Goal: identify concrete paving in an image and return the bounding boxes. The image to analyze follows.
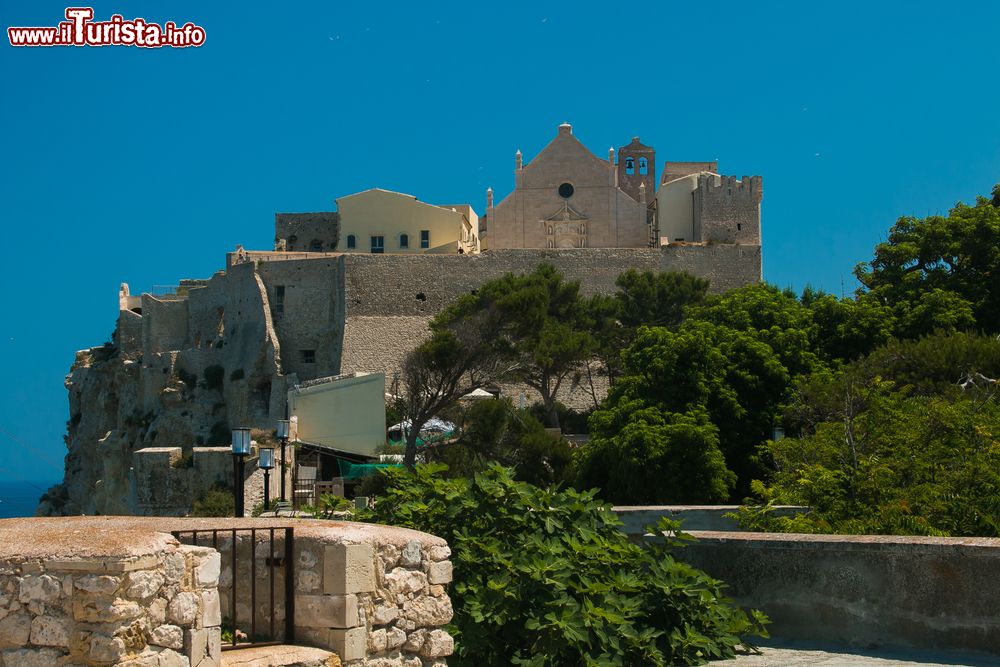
[725,643,996,666]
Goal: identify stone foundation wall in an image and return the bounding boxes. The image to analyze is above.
[0,535,220,666]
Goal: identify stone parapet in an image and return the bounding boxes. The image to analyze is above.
[0,517,453,667]
[669,530,1000,656]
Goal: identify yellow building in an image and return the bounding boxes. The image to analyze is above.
[336,188,479,255]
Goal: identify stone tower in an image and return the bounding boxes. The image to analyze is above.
[617,137,656,202]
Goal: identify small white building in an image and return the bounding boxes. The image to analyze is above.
[287,372,386,458]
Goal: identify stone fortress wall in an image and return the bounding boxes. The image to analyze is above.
[46,122,764,518]
[48,242,761,517]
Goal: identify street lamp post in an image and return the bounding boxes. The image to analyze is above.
[276,419,290,502]
[231,428,251,517]
[259,446,275,513]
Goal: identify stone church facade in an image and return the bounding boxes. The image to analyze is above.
[483,122,762,251]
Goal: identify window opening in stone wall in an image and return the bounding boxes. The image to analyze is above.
[346,234,356,249]
[255,381,271,415]
[625,157,635,174]
[737,223,742,231]
[399,233,409,249]
[309,239,323,252]
[639,157,648,175]
[558,182,574,199]
[416,293,426,301]
[274,285,285,315]
[370,235,384,254]
[420,230,430,248]
[301,349,315,364]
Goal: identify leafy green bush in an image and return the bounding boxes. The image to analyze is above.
[191,485,234,517]
[362,464,767,666]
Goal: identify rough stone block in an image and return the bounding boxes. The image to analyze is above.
[329,626,366,661]
[1,647,67,667]
[206,625,221,663]
[386,626,406,650]
[74,574,121,595]
[29,615,70,648]
[201,589,221,627]
[126,570,165,600]
[428,545,451,562]
[163,553,186,584]
[195,552,221,589]
[90,634,126,662]
[295,594,358,628]
[427,561,452,585]
[399,541,422,568]
[368,627,387,653]
[403,594,453,627]
[185,627,209,663]
[150,624,184,650]
[168,591,199,625]
[372,602,399,625]
[324,544,375,595]
[0,611,31,648]
[385,568,427,599]
[419,629,454,658]
[155,647,188,667]
[19,575,62,604]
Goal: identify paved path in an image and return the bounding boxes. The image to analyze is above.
[725,645,995,666]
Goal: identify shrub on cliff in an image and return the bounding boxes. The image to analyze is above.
[362,464,768,666]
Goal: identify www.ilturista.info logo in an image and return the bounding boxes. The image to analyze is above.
[8,7,206,48]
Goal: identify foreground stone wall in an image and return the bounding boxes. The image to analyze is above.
[0,522,220,666]
[0,518,455,666]
[672,531,1000,655]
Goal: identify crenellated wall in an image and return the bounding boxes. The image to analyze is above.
[693,174,762,244]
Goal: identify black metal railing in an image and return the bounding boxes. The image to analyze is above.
[172,527,295,650]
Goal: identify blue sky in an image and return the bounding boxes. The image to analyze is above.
[1,1,999,490]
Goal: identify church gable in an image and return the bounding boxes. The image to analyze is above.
[521,123,611,188]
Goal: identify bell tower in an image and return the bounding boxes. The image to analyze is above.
[617,137,656,202]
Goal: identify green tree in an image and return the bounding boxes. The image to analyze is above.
[581,321,789,501]
[399,294,518,467]
[803,291,895,362]
[363,464,768,666]
[426,398,575,488]
[615,269,710,329]
[751,371,1000,537]
[854,186,1000,334]
[475,264,597,429]
[578,406,734,503]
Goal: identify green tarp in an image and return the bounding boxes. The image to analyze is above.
[336,459,401,480]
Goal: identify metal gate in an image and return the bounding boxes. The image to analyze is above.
[172,527,295,649]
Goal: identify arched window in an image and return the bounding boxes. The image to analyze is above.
[625,157,635,175]
[399,233,409,249]
[309,239,323,252]
[346,234,356,249]
[639,157,648,175]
